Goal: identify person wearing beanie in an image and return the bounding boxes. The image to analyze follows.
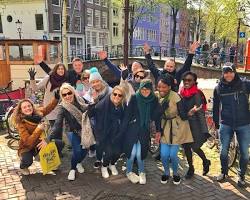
[84,67,113,169]
[118,79,161,185]
[155,74,193,185]
[213,62,250,187]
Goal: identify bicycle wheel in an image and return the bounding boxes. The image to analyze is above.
[6,109,19,140]
[149,133,160,154]
[228,135,238,168]
[205,113,217,149]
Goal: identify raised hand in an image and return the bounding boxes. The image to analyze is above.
[189,41,200,54]
[120,63,127,71]
[98,51,108,60]
[34,54,44,65]
[28,68,36,80]
[143,43,151,54]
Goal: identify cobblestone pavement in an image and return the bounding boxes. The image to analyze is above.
[0,131,249,200]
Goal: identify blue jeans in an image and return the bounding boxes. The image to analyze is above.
[161,143,179,176]
[219,124,250,176]
[126,141,144,174]
[67,132,87,170]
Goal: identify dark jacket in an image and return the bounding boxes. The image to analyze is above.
[182,92,209,149]
[49,101,87,140]
[39,61,82,87]
[119,95,161,160]
[213,76,250,128]
[145,53,194,91]
[88,94,126,148]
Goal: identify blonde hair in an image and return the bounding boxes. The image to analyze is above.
[81,70,90,80]
[111,85,126,106]
[12,99,42,125]
[59,83,77,102]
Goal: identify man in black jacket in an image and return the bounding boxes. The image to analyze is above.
[143,41,199,91]
[213,62,250,187]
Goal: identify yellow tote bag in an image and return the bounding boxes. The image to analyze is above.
[39,141,61,175]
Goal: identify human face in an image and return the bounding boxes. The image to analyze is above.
[56,65,65,76]
[73,61,83,74]
[183,74,196,89]
[111,89,123,106]
[134,72,145,83]
[82,75,90,85]
[157,81,171,97]
[164,60,175,72]
[223,71,235,83]
[131,62,142,74]
[90,80,103,92]
[61,89,74,103]
[21,101,33,116]
[140,87,151,97]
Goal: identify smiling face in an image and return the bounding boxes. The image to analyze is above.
[134,71,145,83]
[157,80,171,97]
[56,65,65,76]
[140,87,151,97]
[90,79,104,92]
[61,88,74,103]
[111,89,123,106]
[223,71,235,83]
[164,60,176,72]
[73,60,83,74]
[21,101,34,116]
[183,74,196,89]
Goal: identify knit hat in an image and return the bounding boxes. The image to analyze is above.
[89,67,103,82]
[222,62,236,74]
[139,79,153,91]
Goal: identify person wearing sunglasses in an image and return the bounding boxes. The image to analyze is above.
[213,63,250,187]
[88,86,127,179]
[119,79,161,184]
[47,83,90,181]
[179,71,211,179]
[76,70,91,97]
[143,41,199,91]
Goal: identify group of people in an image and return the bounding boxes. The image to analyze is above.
[11,41,249,187]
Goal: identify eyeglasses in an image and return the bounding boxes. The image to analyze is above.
[135,75,145,79]
[62,91,73,97]
[183,78,193,82]
[113,92,123,98]
[82,76,89,80]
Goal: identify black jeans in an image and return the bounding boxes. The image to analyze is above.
[20,139,64,169]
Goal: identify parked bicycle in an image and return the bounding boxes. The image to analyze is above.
[0,81,20,140]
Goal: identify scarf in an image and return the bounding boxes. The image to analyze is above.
[49,73,67,92]
[24,114,42,124]
[136,90,156,130]
[180,84,207,111]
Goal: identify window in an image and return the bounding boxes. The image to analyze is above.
[0,15,3,33]
[53,13,61,31]
[87,0,93,3]
[86,31,91,44]
[101,0,107,7]
[87,8,93,26]
[74,16,81,32]
[70,37,76,56]
[66,15,71,31]
[101,12,107,29]
[95,0,100,5]
[113,8,118,17]
[113,23,118,37]
[50,44,59,62]
[9,44,33,61]
[35,14,44,30]
[53,37,60,41]
[92,32,97,46]
[75,0,80,10]
[95,10,101,28]
[77,38,83,56]
[99,33,107,46]
[66,0,71,8]
[0,45,6,60]
[52,0,60,6]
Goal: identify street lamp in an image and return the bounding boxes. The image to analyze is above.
[235,7,244,65]
[15,19,22,39]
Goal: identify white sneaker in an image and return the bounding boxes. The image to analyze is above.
[88,150,96,158]
[109,164,118,175]
[20,168,30,175]
[139,172,146,184]
[76,163,85,174]
[101,166,109,178]
[68,170,76,181]
[126,172,139,184]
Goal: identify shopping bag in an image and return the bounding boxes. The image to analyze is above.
[39,141,61,175]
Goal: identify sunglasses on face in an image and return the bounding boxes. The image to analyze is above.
[113,92,123,98]
[62,91,73,97]
[82,76,89,80]
[183,78,193,82]
[135,75,145,79]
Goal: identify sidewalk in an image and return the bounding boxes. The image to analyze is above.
[0,131,249,200]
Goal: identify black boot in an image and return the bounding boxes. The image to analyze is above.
[185,165,194,179]
[203,159,211,176]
